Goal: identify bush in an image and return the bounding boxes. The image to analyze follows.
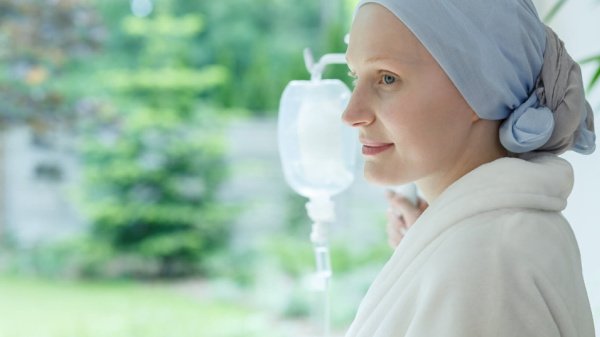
[78,106,234,278]
[70,4,238,279]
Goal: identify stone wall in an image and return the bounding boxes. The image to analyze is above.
[2,125,85,248]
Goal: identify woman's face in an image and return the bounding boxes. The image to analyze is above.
[343,4,478,187]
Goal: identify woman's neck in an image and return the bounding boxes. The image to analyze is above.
[417,120,508,204]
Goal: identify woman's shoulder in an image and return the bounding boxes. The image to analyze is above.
[422,209,581,280]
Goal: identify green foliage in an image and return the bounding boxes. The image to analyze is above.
[74,2,236,278]
[103,66,228,93]
[79,105,232,277]
[544,0,600,95]
[263,234,390,279]
[1,238,114,280]
[581,54,600,91]
[591,66,600,91]
[0,277,287,337]
[544,0,568,22]
[122,14,204,36]
[202,249,259,287]
[0,0,104,123]
[180,0,352,114]
[282,287,312,318]
[263,236,314,278]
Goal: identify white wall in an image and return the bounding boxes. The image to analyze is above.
[534,0,600,331]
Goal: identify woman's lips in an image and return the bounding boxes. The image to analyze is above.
[362,143,394,155]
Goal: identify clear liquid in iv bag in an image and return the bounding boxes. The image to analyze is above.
[278,79,358,199]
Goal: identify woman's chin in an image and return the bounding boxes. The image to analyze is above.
[364,167,406,186]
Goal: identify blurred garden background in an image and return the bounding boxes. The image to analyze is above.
[0,0,599,336]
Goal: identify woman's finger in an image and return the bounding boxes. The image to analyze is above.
[417,197,429,212]
[387,191,417,212]
[387,208,407,234]
[386,207,408,249]
[385,190,428,249]
[388,194,422,225]
[386,221,404,248]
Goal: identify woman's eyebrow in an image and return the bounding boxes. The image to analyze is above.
[365,54,421,65]
[346,54,421,67]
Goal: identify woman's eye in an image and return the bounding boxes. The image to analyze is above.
[382,74,396,85]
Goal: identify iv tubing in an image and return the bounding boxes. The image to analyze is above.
[306,196,335,337]
[303,48,347,81]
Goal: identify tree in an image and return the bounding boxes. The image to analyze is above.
[77,0,234,277]
[0,0,104,125]
[177,0,342,114]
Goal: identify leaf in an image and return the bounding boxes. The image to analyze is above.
[587,65,600,92]
[579,54,600,65]
[544,0,567,23]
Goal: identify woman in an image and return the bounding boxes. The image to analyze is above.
[342,0,596,336]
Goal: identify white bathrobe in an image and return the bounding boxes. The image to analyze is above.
[346,153,595,337]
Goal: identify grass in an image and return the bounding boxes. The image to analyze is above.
[0,276,284,337]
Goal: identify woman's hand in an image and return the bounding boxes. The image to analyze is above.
[385,190,429,248]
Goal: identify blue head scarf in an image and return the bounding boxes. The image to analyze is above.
[354,0,596,155]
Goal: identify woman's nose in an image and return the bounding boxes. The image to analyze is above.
[342,88,374,127]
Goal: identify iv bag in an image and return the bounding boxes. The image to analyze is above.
[278,79,358,199]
